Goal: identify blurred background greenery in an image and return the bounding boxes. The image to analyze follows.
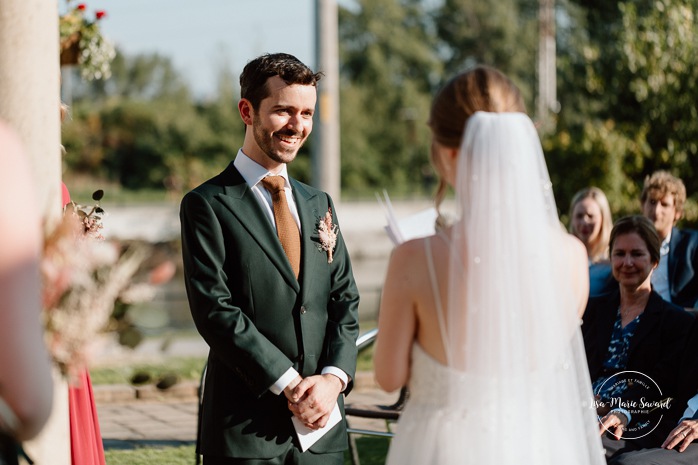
[62,0,698,228]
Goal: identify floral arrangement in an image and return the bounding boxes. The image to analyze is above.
[59,0,116,80]
[42,190,162,378]
[317,208,338,264]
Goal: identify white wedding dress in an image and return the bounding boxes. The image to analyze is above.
[384,112,606,465]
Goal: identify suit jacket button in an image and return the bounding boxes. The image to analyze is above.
[300,306,307,314]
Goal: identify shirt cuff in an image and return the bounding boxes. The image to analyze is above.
[321,366,349,392]
[681,392,698,421]
[269,367,299,396]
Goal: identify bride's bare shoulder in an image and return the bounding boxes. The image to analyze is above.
[391,234,434,260]
[551,229,587,265]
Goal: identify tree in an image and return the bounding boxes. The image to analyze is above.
[433,0,539,106]
[62,52,244,192]
[338,0,442,196]
[547,0,698,225]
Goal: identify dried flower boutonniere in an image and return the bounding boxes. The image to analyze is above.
[317,207,338,263]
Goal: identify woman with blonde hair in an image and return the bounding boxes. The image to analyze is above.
[569,187,616,296]
[374,66,605,464]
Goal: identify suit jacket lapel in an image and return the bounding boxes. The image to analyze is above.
[668,227,681,291]
[291,179,320,297]
[216,164,300,291]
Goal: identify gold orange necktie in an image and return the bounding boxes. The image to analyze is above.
[261,176,301,278]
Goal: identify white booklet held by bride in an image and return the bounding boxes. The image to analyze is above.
[291,402,342,452]
[377,190,437,245]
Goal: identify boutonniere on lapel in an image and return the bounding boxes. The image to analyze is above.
[316,207,338,263]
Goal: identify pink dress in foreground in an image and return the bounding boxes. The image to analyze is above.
[69,370,106,465]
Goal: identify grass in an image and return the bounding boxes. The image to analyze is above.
[90,356,207,385]
[104,437,390,465]
[357,342,375,372]
[105,445,194,465]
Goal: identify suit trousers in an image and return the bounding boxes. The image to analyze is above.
[202,445,343,465]
[609,444,698,465]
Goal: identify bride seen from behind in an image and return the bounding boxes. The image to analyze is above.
[374,66,606,464]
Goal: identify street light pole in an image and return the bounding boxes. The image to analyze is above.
[537,0,557,132]
[313,0,341,201]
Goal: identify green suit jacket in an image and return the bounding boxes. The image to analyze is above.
[180,162,360,459]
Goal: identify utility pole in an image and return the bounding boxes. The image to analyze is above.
[537,0,557,132]
[313,0,341,201]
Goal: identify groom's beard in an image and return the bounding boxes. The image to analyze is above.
[253,119,306,166]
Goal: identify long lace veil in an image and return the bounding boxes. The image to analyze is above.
[441,112,605,464]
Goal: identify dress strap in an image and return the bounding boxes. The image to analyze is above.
[424,234,451,365]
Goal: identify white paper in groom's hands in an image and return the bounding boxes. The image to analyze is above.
[377,190,437,245]
[291,402,342,452]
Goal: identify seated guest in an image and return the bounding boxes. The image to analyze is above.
[641,171,698,311]
[569,187,616,296]
[582,215,694,450]
[609,319,698,464]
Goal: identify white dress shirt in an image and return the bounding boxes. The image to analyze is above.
[233,150,348,394]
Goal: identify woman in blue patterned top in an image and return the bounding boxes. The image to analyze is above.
[582,216,693,449]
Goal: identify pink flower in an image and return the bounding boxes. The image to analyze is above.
[317,208,338,264]
[95,10,106,19]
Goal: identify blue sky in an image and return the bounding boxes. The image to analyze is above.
[78,0,353,98]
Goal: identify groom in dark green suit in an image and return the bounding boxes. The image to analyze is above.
[180,53,360,464]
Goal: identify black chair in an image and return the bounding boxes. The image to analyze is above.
[344,328,407,465]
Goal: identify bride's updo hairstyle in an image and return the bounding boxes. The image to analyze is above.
[428,66,526,226]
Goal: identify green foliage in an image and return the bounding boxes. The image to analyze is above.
[63,52,245,192]
[549,0,698,227]
[339,0,441,195]
[90,356,206,385]
[433,0,539,106]
[61,1,698,222]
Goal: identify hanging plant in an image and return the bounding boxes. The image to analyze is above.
[59,1,116,80]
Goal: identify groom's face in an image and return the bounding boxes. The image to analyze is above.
[250,75,316,167]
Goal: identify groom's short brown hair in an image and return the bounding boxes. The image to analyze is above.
[240,53,322,110]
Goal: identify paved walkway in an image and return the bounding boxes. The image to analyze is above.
[97,379,397,450]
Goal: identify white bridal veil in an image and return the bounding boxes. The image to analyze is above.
[441,112,605,464]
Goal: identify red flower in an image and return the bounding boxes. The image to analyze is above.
[95,10,106,19]
[77,3,86,10]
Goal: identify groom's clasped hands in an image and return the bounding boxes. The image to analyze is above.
[284,374,344,430]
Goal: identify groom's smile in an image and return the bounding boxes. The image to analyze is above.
[243,75,317,170]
